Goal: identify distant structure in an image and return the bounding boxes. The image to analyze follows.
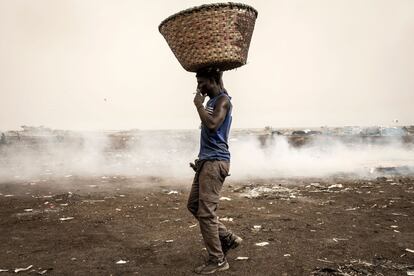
[0,133,6,145]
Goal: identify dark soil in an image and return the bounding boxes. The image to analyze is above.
[0,176,413,275]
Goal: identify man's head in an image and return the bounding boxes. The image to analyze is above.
[196,67,223,97]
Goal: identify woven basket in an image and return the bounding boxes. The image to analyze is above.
[159,3,258,72]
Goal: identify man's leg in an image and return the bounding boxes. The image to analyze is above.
[187,172,200,218]
[197,199,224,262]
[193,161,232,274]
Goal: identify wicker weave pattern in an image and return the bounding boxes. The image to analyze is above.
[159,3,258,72]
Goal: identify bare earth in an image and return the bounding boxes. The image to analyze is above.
[0,176,413,275]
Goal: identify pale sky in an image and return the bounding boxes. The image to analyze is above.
[0,0,413,131]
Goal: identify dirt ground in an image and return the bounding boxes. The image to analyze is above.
[0,175,413,275]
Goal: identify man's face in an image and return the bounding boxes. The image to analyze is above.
[196,76,213,96]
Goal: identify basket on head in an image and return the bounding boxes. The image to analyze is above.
[159,3,258,72]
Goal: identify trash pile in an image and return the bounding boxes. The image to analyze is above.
[311,254,414,276]
[232,182,301,200]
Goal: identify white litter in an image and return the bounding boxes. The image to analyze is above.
[391,213,408,217]
[0,269,8,272]
[407,271,414,276]
[59,217,74,221]
[24,209,33,212]
[390,225,399,228]
[165,240,174,243]
[406,248,414,254]
[167,191,178,195]
[310,182,321,187]
[116,260,128,264]
[14,265,33,273]
[189,224,198,228]
[317,259,334,264]
[119,195,125,197]
[284,254,291,257]
[235,257,249,261]
[255,242,269,247]
[253,225,262,230]
[333,238,348,242]
[219,217,233,222]
[328,184,343,189]
[4,195,14,197]
[219,197,232,201]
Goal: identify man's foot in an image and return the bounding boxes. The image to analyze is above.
[194,259,229,274]
[221,233,243,256]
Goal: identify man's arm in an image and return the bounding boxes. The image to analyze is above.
[194,94,230,132]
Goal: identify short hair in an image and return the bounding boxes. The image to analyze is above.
[196,67,222,84]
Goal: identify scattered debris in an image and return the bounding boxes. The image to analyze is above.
[350,259,374,267]
[407,270,414,276]
[235,257,249,261]
[0,269,8,272]
[391,212,408,217]
[4,195,14,197]
[219,197,232,201]
[317,258,334,264]
[255,242,269,247]
[37,269,49,275]
[328,184,343,189]
[167,191,178,195]
[24,209,33,212]
[253,225,262,231]
[284,254,291,257]
[82,199,105,204]
[345,207,359,211]
[239,185,300,200]
[219,217,233,222]
[165,240,174,243]
[59,217,74,221]
[14,265,33,273]
[406,248,414,254]
[116,260,128,264]
[332,238,348,242]
[189,224,198,228]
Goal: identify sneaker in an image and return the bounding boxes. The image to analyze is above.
[194,259,229,274]
[221,233,243,256]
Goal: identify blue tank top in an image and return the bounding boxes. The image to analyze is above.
[198,91,232,161]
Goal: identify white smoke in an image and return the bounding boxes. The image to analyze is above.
[230,135,414,179]
[0,130,413,183]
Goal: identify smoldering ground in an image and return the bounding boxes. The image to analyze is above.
[0,129,413,184]
[0,130,413,275]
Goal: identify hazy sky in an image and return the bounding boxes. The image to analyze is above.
[0,0,413,131]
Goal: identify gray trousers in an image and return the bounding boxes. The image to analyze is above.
[187,160,231,262]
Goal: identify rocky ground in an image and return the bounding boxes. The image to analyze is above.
[0,175,413,275]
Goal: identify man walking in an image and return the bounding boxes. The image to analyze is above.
[187,67,242,274]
